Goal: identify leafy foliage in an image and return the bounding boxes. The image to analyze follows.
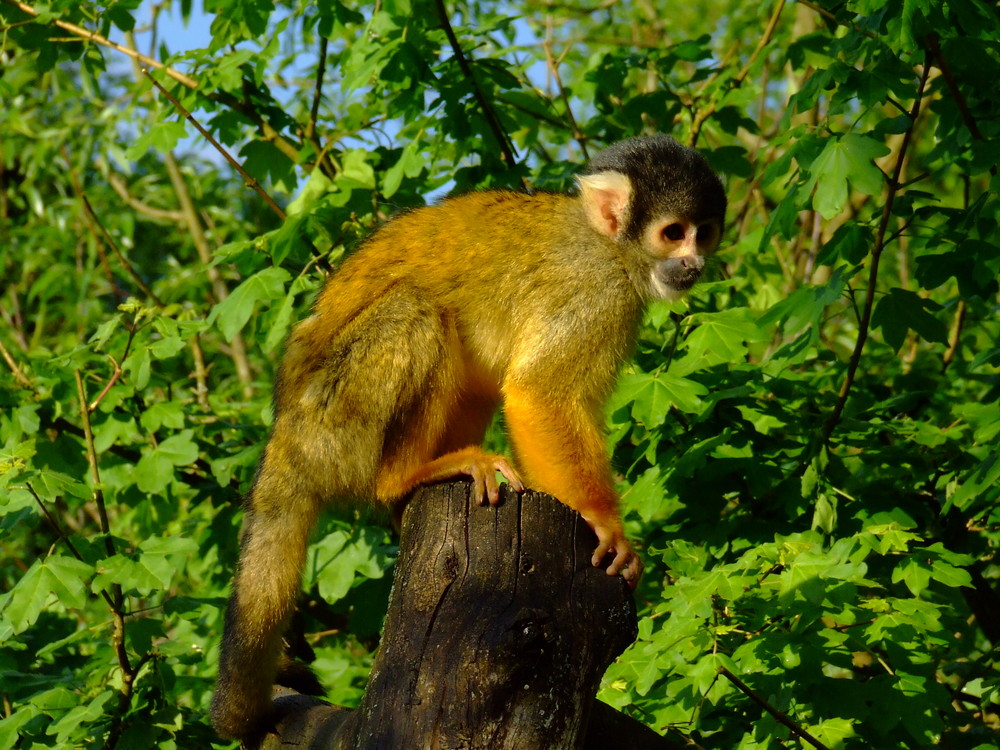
[1,0,998,748]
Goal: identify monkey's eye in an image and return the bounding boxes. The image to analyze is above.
[662,223,685,242]
[696,224,718,245]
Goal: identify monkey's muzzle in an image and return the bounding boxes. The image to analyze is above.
[655,255,704,292]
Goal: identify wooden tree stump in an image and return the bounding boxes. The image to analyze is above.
[260,481,679,749]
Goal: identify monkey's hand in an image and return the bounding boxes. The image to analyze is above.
[588,519,643,588]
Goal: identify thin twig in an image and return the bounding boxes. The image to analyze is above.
[941,300,966,372]
[1,0,197,88]
[163,154,255,398]
[88,356,123,412]
[307,36,328,143]
[106,173,185,223]
[80,192,168,307]
[797,0,878,40]
[7,0,304,166]
[143,69,286,220]
[190,334,211,410]
[74,370,117,559]
[689,0,785,147]
[75,370,140,750]
[820,51,933,444]
[718,667,831,750]
[433,0,521,176]
[0,337,33,389]
[63,151,168,307]
[541,25,586,156]
[925,33,994,176]
[25,483,88,565]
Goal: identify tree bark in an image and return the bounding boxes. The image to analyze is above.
[260,481,679,749]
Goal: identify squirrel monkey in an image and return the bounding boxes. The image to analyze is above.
[211,134,727,741]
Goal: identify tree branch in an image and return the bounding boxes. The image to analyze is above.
[106,173,185,223]
[162,154,256,399]
[1,0,197,88]
[144,70,287,221]
[718,667,831,750]
[433,0,520,172]
[0,336,33,389]
[4,0,305,169]
[66,159,168,308]
[689,0,785,147]
[820,52,932,444]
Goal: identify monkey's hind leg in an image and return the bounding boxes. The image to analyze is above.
[210,464,320,742]
[212,284,459,741]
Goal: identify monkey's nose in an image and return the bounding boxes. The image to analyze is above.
[675,255,704,271]
[657,255,704,290]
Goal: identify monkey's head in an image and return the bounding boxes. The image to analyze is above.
[577,135,727,300]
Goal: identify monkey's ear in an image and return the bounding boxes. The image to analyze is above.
[576,171,632,239]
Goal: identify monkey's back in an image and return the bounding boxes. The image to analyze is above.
[324,192,638,367]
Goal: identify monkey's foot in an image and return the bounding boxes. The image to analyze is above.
[404,447,526,506]
[589,522,643,588]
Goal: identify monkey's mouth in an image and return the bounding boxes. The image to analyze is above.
[653,256,704,291]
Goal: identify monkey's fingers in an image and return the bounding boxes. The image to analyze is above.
[471,457,525,506]
[493,457,526,494]
[590,525,643,588]
[479,462,501,506]
[467,455,516,506]
[611,549,643,589]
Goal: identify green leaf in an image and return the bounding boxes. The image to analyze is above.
[287,171,335,217]
[139,401,185,432]
[309,526,394,603]
[240,140,297,193]
[871,287,949,351]
[337,149,377,191]
[0,706,41,748]
[124,120,187,160]
[1,556,93,636]
[49,691,113,744]
[673,307,764,375]
[135,430,199,493]
[816,222,872,265]
[210,267,292,341]
[948,450,1000,512]
[383,140,426,198]
[809,134,890,219]
[613,371,707,424]
[809,717,856,747]
[93,536,198,596]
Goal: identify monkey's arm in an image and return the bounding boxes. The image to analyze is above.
[502,379,642,584]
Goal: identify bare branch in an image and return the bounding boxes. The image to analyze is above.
[718,667,831,750]
[1,0,197,88]
[143,69,287,221]
[0,337,33,389]
[107,173,185,223]
[5,0,305,168]
[690,0,786,147]
[433,0,523,180]
[821,52,933,444]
